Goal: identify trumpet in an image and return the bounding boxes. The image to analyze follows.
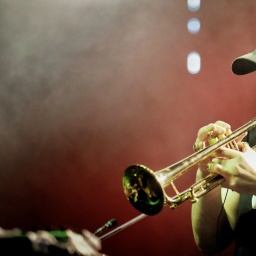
[122,117,256,216]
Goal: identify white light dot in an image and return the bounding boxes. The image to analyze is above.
[187,52,201,74]
[187,18,200,34]
[187,0,201,11]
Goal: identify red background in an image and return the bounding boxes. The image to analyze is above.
[1,1,256,255]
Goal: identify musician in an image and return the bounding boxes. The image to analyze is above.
[0,227,106,255]
[191,50,256,255]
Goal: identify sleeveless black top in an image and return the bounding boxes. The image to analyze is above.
[234,126,256,256]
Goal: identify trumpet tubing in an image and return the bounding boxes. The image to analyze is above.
[122,117,256,216]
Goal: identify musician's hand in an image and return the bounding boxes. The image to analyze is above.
[27,229,107,256]
[208,142,256,194]
[66,229,105,256]
[193,120,247,175]
[193,121,246,151]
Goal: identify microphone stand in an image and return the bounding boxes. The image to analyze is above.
[99,213,147,241]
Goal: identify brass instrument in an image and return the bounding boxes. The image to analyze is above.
[122,117,256,216]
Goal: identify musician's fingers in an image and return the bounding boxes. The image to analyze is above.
[82,229,102,250]
[198,122,228,142]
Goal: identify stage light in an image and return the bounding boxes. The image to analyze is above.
[187,52,201,74]
[187,18,200,34]
[187,0,200,11]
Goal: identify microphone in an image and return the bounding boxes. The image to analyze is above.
[94,219,117,236]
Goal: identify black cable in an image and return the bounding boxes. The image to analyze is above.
[216,188,229,256]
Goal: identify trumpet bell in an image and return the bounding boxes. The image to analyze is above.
[122,164,165,216]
